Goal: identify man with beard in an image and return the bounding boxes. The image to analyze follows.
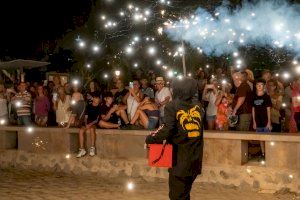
[146,78,204,200]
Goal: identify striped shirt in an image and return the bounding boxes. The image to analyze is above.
[14,91,32,116]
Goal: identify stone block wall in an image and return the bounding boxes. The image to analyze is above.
[0,127,300,193]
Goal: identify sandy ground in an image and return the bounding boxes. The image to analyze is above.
[0,168,298,200]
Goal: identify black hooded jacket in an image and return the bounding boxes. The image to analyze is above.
[146,78,204,177]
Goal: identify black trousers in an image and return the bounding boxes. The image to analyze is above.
[169,171,198,200]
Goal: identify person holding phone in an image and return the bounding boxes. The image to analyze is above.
[125,80,143,121]
[202,78,218,130]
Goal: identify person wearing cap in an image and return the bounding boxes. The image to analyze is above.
[146,77,204,200]
[154,77,172,125]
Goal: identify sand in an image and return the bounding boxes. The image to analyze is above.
[0,168,298,200]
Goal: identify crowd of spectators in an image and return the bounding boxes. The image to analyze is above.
[0,67,299,157]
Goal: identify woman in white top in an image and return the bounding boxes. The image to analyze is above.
[53,86,71,127]
[202,79,218,130]
[125,80,143,121]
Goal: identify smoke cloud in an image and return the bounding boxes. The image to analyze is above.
[165,1,300,56]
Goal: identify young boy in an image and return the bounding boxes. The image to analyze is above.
[76,92,101,158]
[98,92,130,129]
[252,78,272,160]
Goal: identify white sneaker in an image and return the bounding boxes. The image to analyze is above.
[89,147,96,157]
[76,148,86,158]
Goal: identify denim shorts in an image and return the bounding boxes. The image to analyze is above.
[206,115,216,121]
[256,127,270,133]
[148,117,158,130]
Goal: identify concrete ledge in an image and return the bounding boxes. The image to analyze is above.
[0,130,17,149]
[0,126,300,169]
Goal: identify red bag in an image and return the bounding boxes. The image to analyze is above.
[148,143,172,168]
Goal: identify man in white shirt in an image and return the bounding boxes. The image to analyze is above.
[155,77,172,124]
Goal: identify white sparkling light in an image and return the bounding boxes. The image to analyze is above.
[233,52,239,57]
[236,59,242,65]
[104,74,108,79]
[72,79,79,86]
[127,182,135,191]
[65,154,71,159]
[282,103,287,107]
[270,142,275,146]
[79,41,85,48]
[115,70,121,76]
[156,60,162,65]
[15,101,22,108]
[0,119,6,125]
[167,70,174,78]
[282,72,290,79]
[148,47,156,55]
[126,46,133,54]
[27,127,33,133]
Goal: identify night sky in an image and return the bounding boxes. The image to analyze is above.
[0,0,93,59]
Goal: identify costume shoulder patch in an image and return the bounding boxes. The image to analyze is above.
[176,105,202,138]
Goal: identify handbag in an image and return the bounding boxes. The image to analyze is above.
[148,142,172,168]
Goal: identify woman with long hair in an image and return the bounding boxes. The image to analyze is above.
[129,97,159,130]
[34,86,50,126]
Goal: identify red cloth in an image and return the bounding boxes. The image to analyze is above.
[148,144,172,168]
[291,90,300,113]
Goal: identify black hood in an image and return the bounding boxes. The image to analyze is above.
[172,78,198,101]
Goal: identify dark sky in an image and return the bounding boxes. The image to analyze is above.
[0,0,93,58]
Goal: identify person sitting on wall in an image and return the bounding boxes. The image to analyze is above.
[98,92,130,129]
[76,92,101,158]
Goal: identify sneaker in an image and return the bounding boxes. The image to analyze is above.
[76,148,86,158]
[89,147,96,157]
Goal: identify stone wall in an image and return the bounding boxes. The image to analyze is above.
[0,127,299,193]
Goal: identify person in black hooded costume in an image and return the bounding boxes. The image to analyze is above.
[146,77,204,200]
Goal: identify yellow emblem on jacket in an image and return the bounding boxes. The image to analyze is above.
[176,105,202,138]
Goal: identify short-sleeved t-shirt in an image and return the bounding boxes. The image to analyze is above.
[253,93,272,127]
[232,81,253,115]
[86,104,101,124]
[99,104,119,124]
[114,89,128,104]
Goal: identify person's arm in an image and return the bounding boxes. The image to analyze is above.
[232,97,245,116]
[130,89,143,103]
[146,103,175,144]
[274,95,282,110]
[122,92,129,105]
[292,96,300,108]
[266,107,272,130]
[215,91,224,106]
[158,96,171,108]
[46,97,51,112]
[252,107,256,130]
[202,87,208,101]
[102,105,117,121]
